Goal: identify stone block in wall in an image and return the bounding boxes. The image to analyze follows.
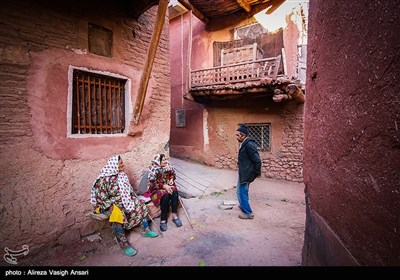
[265,172,274,178]
[80,222,99,237]
[61,216,75,228]
[57,228,81,245]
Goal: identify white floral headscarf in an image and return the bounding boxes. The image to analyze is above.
[90,155,136,211]
[98,155,119,178]
[151,154,163,167]
[148,154,174,181]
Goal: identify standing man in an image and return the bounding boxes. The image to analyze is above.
[235,124,262,219]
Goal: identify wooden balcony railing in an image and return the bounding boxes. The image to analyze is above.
[190,55,281,88]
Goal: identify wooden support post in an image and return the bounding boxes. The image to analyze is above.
[133,0,168,125]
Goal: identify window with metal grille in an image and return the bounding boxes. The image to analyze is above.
[241,123,271,151]
[72,70,126,134]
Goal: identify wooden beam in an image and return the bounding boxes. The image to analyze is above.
[133,0,169,124]
[265,0,285,15]
[236,0,251,12]
[272,84,305,103]
[287,84,305,103]
[178,0,209,24]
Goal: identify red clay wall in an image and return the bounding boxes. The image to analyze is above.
[303,0,400,265]
[0,0,171,260]
[169,12,205,161]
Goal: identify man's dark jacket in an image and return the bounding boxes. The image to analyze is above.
[238,137,262,184]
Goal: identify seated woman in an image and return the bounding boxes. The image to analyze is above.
[144,154,182,232]
[91,155,158,257]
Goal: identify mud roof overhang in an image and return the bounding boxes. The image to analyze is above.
[185,76,301,103]
[177,0,285,29]
[141,0,284,19]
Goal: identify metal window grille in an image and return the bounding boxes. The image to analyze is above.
[72,70,126,134]
[242,123,271,151]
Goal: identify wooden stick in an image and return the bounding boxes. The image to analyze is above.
[179,196,194,230]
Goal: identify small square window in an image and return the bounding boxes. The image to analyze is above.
[88,23,113,57]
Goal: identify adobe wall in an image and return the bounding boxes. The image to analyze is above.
[0,0,171,259]
[303,0,400,265]
[205,98,304,182]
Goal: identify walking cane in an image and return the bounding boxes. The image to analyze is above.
[179,196,194,230]
[132,191,163,238]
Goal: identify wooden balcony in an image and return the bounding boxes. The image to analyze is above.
[190,56,280,88]
[185,54,298,103]
[185,43,304,103]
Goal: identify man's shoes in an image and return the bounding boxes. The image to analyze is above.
[142,230,158,238]
[238,213,254,219]
[172,218,182,227]
[160,222,168,231]
[123,247,138,256]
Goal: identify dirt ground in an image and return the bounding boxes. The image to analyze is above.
[17,177,306,267]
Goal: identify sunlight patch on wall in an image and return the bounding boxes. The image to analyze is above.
[254,0,308,37]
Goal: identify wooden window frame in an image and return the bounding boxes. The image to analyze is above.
[67,67,131,136]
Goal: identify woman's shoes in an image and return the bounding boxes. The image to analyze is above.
[159,219,182,231]
[123,247,138,256]
[142,230,159,238]
[172,218,182,227]
[160,222,168,232]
